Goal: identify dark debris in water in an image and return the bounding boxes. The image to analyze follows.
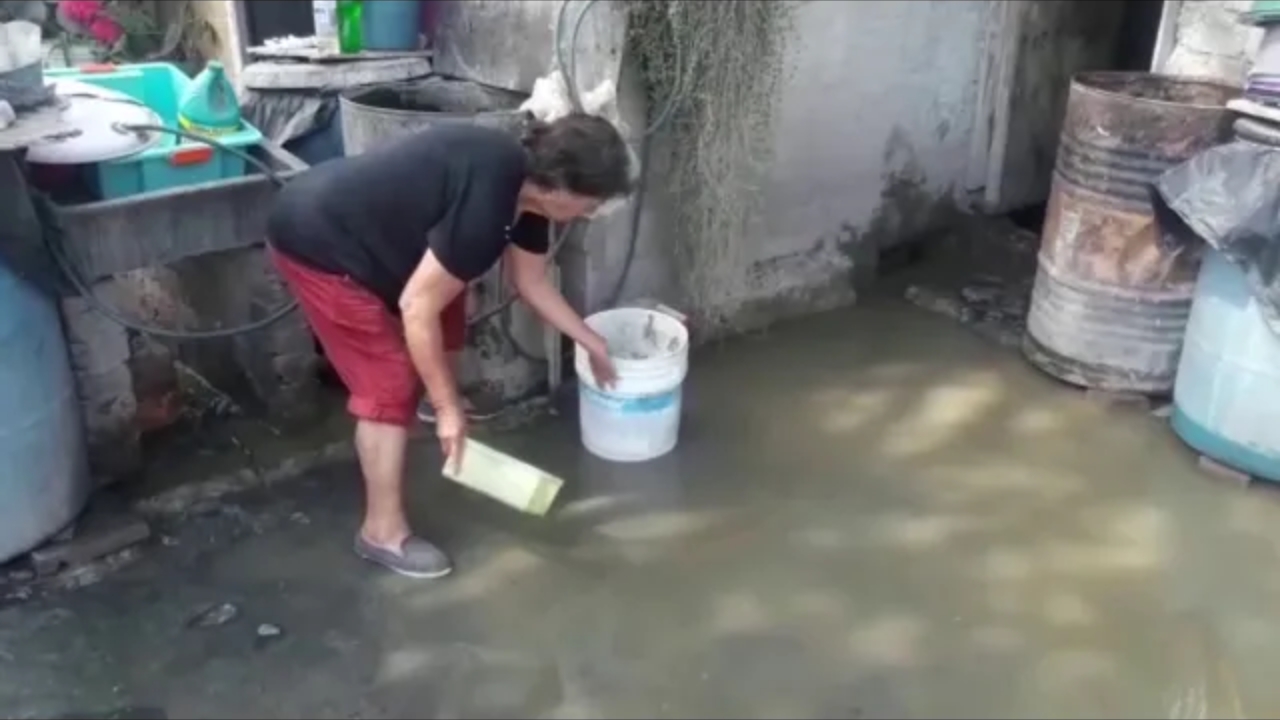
[904,274,1031,350]
[899,218,1038,351]
[187,601,239,628]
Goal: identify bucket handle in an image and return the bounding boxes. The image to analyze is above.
[633,298,688,327]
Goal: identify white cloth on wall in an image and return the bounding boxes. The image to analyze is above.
[520,68,639,219]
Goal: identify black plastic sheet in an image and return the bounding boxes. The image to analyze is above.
[240,89,337,147]
[1153,140,1280,334]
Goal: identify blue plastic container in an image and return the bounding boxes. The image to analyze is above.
[363,0,422,51]
[45,63,264,200]
[0,259,91,563]
[1172,249,1280,481]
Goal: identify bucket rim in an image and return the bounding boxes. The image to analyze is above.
[338,77,531,112]
[583,307,690,366]
[1071,71,1238,110]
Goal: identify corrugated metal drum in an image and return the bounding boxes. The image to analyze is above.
[1023,72,1235,394]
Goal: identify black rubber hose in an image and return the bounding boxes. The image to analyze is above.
[42,122,301,340]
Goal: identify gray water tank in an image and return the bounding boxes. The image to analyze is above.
[0,156,91,563]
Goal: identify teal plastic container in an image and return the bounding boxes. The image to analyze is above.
[45,63,264,200]
[1243,0,1280,25]
[1172,249,1280,482]
[178,61,242,136]
[363,0,421,51]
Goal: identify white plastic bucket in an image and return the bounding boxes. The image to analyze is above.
[575,307,690,462]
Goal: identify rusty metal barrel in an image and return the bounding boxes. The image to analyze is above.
[340,76,529,156]
[1023,72,1236,394]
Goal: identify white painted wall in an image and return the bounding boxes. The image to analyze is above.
[189,0,246,81]
[764,1,986,252]
[435,0,1108,334]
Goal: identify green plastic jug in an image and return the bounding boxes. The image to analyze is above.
[178,61,241,137]
[1244,0,1280,26]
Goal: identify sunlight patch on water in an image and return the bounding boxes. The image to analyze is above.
[709,590,772,635]
[881,371,1006,459]
[1007,404,1068,436]
[810,386,897,436]
[866,511,982,552]
[596,509,725,543]
[847,613,926,668]
[393,546,546,612]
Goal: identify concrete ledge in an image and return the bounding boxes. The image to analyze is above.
[135,438,357,517]
[130,393,560,518]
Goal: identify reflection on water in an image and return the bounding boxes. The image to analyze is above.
[1164,611,1245,720]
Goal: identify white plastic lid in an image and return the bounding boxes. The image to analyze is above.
[24,79,163,165]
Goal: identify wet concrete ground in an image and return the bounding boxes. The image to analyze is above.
[4,298,1280,719]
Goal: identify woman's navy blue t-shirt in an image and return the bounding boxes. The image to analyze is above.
[267,123,550,311]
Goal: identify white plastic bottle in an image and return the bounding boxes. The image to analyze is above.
[312,0,339,55]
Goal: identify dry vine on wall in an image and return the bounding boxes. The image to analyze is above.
[625,0,797,331]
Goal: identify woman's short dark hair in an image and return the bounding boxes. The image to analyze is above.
[522,113,633,199]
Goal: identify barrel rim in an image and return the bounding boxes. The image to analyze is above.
[1070,71,1238,111]
[338,93,529,121]
[338,77,530,118]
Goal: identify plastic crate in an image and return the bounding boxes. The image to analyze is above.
[45,63,263,200]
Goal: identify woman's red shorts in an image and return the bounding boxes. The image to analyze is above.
[268,246,465,427]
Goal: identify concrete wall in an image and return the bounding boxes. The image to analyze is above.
[736,0,987,323]
[1159,0,1261,83]
[188,0,245,81]
[436,0,992,333]
[61,249,321,483]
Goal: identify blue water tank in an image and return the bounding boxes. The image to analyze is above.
[1172,249,1280,481]
[363,0,422,51]
[0,258,91,563]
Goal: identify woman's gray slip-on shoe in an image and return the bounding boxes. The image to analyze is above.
[354,534,453,579]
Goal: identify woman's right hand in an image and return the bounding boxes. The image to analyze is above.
[585,335,618,389]
[437,403,468,473]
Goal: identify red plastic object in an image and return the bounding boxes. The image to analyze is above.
[169,147,214,167]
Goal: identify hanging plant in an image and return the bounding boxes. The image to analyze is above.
[625,0,797,331]
[51,0,216,70]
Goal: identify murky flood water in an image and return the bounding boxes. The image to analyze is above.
[3,299,1280,719]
